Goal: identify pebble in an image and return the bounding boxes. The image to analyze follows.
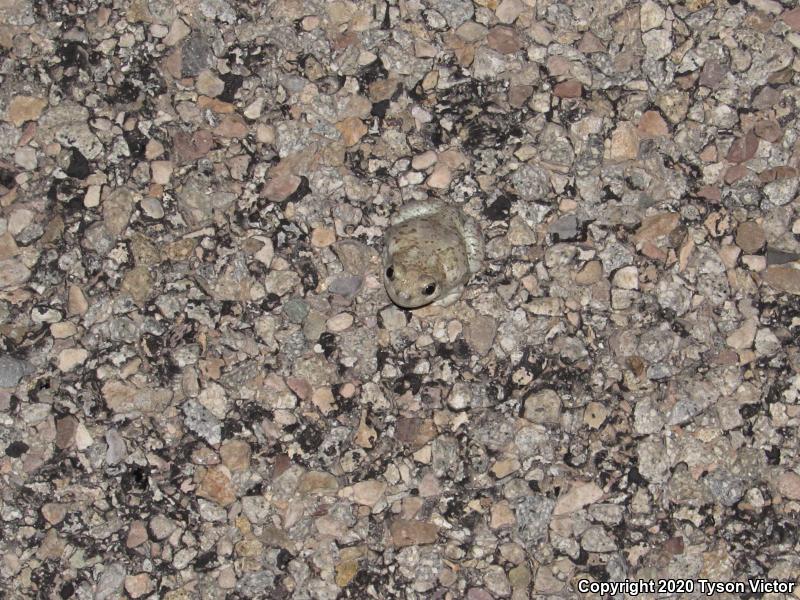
[487,26,522,54]
[507,215,537,245]
[637,111,669,137]
[348,480,387,506]
[197,466,237,506]
[607,123,640,161]
[283,298,310,323]
[140,197,165,219]
[412,151,438,170]
[726,131,759,163]
[126,521,148,548]
[389,519,439,547]
[5,96,47,126]
[336,117,368,146]
[323,308,353,331]
[0,356,29,387]
[523,389,562,424]
[263,174,301,202]
[447,382,472,410]
[575,261,603,285]
[495,0,524,24]
[426,165,452,189]
[553,80,582,98]
[762,266,800,295]
[777,471,800,500]
[57,348,88,372]
[613,266,639,290]
[726,319,757,350]
[14,147,37,170]
[196,70,225,96]
[124,574,154,599]
[150,160,173,184]
[554,482,604,515]
[311,227,336,247]
[640,0,665,31]
[220,439,251,471]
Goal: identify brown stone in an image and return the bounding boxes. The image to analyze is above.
[197,466,237,506]
[55,416,78,449]
[753,119,782,143]
[782,7,800,31]
[297,471,339,495]
[196,70,224,96]
[578,31,605,53]
[389,519,439,547]
[735,221,766,254]
[335,560,360,587]
[508,85,533,107]
[36,529,65,560]
[286,377,312,400]
[426,165,452,189]
[574,260,603,285]
[752,86,781,110]
[214,115,247,138]
[724,164,748,184]
[553,481,604,515]
[5,96,47,127]
[726,319,757,350]
[758,166,796,183]
[42,503,67,525]
[496,0,525,23]
[637,111,669,137]
[127,521,148,548]
[456,21,488,43]
[125,574,154,599]
[220,439,251,471]
[762,266,800,295]
[726,131,759,163]
[663,536,685,556]
[350,480,387,506]
[368,78,400,102]
[487,26,521,54]
[103,187,135,237]
[490,501,516,529]
[197,96,235,113]
[699,60,725,88]
[311,387,335,414]
[778,471,800,499]
[395,417,436,450]
[262,174,301,202]
[0,232,19,260]
[699,144,717,162]
[311,227,336,247]
[696,186,721,203]
[336,117,368,146]
[173,129,213,164]
[464,314,497,355]
[633,212,679,243]
[553,80,582,98]
[607,122,639,161]
[121,266,153,305]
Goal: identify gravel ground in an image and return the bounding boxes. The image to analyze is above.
[2,0,800,598]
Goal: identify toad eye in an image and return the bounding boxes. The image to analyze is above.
[422,283,436,296]
[385,266,394,279]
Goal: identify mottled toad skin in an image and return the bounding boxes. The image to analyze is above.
[382,200,484,308]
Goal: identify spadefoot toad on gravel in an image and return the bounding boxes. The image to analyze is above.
[382,200,484,308]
